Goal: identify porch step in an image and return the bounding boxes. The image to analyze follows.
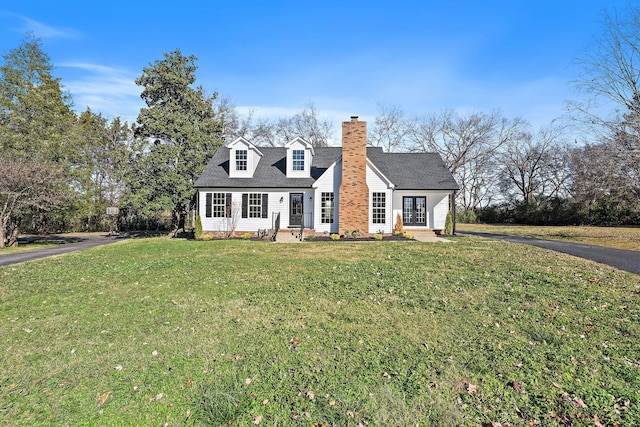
[273,230,303,243]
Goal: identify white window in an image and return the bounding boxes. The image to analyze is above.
[205,193,231,218]
[321,192,334,224]
[249,193,261,218]
[372,192,386,224]
[292,149,305,171]
[235,150,247,171]
[242,193,268,219]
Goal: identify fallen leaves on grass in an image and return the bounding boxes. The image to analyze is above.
[509,381,526,394]
[464,381,477,394]
[561,392,587,408]
[252,415,262,424]
[97,391,110,406]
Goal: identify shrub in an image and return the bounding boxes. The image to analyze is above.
[445,211,453,235]
[241,232,253,240]
[456,209,477,224]
[393,213,403,234]
[195,215,203,240]
[330,233,340,241]
[306,234,316,241]
[373,233,383,240]
[202,234,213,241]
[402,232,414,240]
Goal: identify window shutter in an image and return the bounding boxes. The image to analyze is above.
[205,193,212,218]
[262,194,269,218]
[225,193,232,218]
[241,194,248,218]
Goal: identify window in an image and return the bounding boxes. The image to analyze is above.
[205,193,231,218]
[292,149,305,171]
[235,149,247,171]
[241,193,268,218]
[321,192,334,224]
[372,192,386,224]
[248,193,261,218]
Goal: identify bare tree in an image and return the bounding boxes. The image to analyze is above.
[221,201,241,238]
[409,110,528,210]
[215,97,276,146]
[498,125,570,205]
[0,157,68,248]
[572,5,640,132]
[569,3,640,222]
[219,101,334,147]
[273,103,334,147]
[368,103,413,152]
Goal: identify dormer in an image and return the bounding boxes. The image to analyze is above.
[227,137,263,178]
[285,137,314,178]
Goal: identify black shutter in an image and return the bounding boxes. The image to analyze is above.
[205,193,212,218]
[262,194,269,218]
[242,194,248,218]
[225,193,232,218]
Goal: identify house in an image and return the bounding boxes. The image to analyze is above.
[194,116,459,237]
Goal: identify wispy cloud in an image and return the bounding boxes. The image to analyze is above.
[59,62,142,123]
[7,14,81,39]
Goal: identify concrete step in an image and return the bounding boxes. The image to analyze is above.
[273,230,304,243]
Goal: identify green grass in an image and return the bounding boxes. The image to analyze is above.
[457,223,640,251]
[1,237,639,426]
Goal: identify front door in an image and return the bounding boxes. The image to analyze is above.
[403,197,427,226]
[290,193,303,226]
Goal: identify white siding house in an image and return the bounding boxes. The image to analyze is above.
[194,117,459,238]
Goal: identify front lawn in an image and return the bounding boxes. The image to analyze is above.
[457,223,640,251]
[1,237,638,426]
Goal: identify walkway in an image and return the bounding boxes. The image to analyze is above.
[461,231,640,275]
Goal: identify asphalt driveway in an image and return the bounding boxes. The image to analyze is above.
[0,234,126,267]
[461,231,640,275]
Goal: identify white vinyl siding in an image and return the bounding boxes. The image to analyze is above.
[431,194,449,229]
[391,191,451,230]
[366,163,393,234]
[312,160,341,233]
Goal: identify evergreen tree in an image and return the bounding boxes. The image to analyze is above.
[128,49,223,233]
[0,34,74,242]
[0,33,74,161]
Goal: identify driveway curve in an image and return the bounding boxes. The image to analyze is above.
[0,234,127,267]
[461,231,640,275]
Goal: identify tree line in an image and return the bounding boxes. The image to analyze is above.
[2,5,639,246]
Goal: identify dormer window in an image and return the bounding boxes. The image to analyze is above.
[292,150,305,171]
[285,137,314,178]
[235,150,247,171]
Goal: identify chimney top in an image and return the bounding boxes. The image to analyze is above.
[350,116,359,121]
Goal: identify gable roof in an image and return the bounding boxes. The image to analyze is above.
[367,150,459,190]
[194,146,459,190]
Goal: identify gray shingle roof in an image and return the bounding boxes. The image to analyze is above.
[194,146,459,191]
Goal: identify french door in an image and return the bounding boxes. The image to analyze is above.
[403,197,426,226]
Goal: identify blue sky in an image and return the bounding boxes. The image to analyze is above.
[0,0,630,136]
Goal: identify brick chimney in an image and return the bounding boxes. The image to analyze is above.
[339,116,369,235]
